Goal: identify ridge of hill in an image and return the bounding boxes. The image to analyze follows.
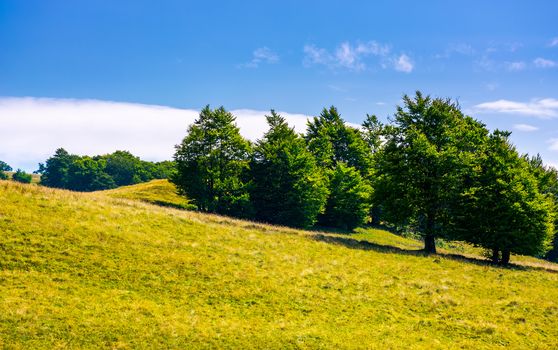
[1,180,557,349]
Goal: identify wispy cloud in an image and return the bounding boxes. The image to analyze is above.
[434,43,475,59]
[393,54,414,73]
[548,139,558,151]
[239,47,279,68]
[472,98,558,118]
[513,123,539,132]
[549,37,558,47]
[533,57,557,68]
[303,41,411,73]
[505,61,526,71]
[0,97,312,171]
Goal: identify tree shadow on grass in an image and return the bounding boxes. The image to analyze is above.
[311,233,558,274]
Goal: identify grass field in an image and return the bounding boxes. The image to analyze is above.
[100,179,195,210]
[1,180,558,349]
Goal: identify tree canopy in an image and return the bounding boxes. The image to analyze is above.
[374,91,488,253]
[39,148,173,192]
[250,111,328,228]
[173,105,253,217]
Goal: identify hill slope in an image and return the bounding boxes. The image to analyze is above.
[100,179,195,210]
[1,180,557,349]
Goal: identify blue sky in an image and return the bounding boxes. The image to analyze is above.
[1,1,558,171]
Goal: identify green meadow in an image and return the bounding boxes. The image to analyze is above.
[1,180,557,349]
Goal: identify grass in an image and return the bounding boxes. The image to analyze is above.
[1,180,558,349]
[100,179,196,210]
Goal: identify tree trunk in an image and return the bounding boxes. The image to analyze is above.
[491,248,500,264]
[500,249,510,265]
[423,213,436,254]
[424,234,436,254]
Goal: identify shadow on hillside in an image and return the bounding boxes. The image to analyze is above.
[311,233,558,273]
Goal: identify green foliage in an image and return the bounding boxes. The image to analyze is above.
[457,132,555,264]
[39,148,173,192]
[66,157,117,191]
[305,106,373,230]
[102,150,144,186]
[361,114,384,154]
[250,111,328,228]
[38,148,75,188]
[11,169,32,183]
[319,163,372,231]
[173,106,252,217]
[0,160,12,173]
[374,91,488,253]
[306,106,372,176]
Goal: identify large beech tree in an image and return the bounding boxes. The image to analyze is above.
[173,106,252,217]
[457,132,555,264]
[374,91,487,253]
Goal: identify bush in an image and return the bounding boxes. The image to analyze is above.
[12,169,32,183]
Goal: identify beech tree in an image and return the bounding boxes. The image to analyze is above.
[456,131,555,264]
[306,106,372,176]
[173,106,252,217]
[250,111,328,228]
[12,169,32,184]
[374,91,487,253]
[0,160,11,180]
[319,162,372,230]
[306,106,373,230]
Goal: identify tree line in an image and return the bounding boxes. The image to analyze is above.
[35,149,175,191]
[172,92,558,265]
[0,161,33,183]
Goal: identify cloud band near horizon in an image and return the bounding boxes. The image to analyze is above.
[0,97,313,171]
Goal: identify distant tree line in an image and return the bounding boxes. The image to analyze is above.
[172,92,558,265]
[37,149,175,191]
[0,161,33,183]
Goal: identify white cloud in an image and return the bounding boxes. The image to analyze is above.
[506,61,526,71]
[239,47,279,68]
[303,41,396,72]
[472,98,558,118]
[393,54,414,73]
[513,123,539,132]
[0,97,312,171]
[548,139,558,151]
[549,37,558,47]
[533,57,557,68]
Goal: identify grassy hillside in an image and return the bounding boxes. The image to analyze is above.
[101,179,195,210]
[1,180,558,349]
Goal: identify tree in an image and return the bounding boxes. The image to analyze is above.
[102,150,143,186]
[374,91,487,253]
[361,114,384,155]
[456,131,555,264]
[12,169,32,183]
[525,155,558,262]
[306,106,372,176]
[39,148,76,188]
[305,106,373,230]
[319,162,372,231]
[0,160,11,180]
[173,106,252,217]
[250,111,328,228]
[66,157,116,191]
